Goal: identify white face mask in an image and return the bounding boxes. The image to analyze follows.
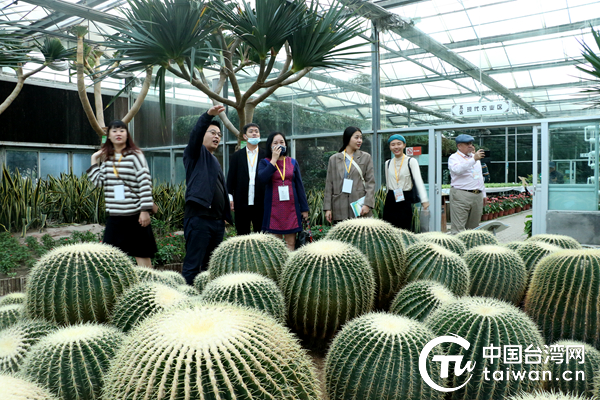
[247,138,260,146]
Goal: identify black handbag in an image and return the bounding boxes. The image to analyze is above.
[407,157,421,204]
[295,219,313,249]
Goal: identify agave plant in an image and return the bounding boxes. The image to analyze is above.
[577,27,600,108]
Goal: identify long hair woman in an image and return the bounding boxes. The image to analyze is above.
[88,120,157,266]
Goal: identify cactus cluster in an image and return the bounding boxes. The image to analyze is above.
[175,284,198,296]
[0,320,56,373]
[464,245,527,304]
[506,392,589,400]
[525,250,600,348]
[21,323,124,400]
[456,229,499,250]
[103,303,321,399]
[543,340,600,398]
[0,304,23,330]
[193,270,210,293]
[527,234,582,249]
[326,312,445,400]
[200,272,286,322]
[134,266,183,287]
[395,228,420,248]
[110,282,192,332]
[516,241,562,275]
[0,292,26,306]
[426,297,545,400]
[326,218,406,308]
[419,232,467,256]
[25,243,138,325]
[390,280,457,322]
[160,270,186,285]
[505,241,524,251]
[0,373,59,400]
[209,233,289,282]
[281,240,375,341]
[405,242,470,296]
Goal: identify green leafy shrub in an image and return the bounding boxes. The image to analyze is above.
[0,232,36,273]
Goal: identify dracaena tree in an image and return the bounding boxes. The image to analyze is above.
[103,0,368,143]
[578,26,600,108]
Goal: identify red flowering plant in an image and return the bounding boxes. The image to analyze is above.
[152,232,185,266]
[311,225,332,242]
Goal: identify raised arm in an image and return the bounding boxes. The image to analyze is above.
[184,105,225,161]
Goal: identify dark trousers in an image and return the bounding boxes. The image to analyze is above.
[234,205,263,236]
[382,189,414,231]
[182,216,225,285]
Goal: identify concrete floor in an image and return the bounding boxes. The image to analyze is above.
[448,210,532,244]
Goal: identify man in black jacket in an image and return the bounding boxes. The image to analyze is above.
[226,123,266,235]
[182,105,232,285]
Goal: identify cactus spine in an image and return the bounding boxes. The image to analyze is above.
[25,243,138,325]
[0,373,59,400]
[110,282,192,332]
[209,233,289,282]
[525,250,600,348]
[419,232,468,256]
[0,292,26,306]
[134,266,180,287]
[405,242,470,296]
[200,272,286,322]
[506,392,590,400]
[395,228,420,248]
[390,280,457,322]
[193,270,210,293]
[325,312,445,400]
[527,234,582,249]
[543,340,600,398]
[159,270,186,285]
[456,229,499,250]
[426,297,545,400]
[464,245,528,304]
[21,323,124,400]
[326,218,406,308]
[103,303,321,399]
[0,320,56,373]
[0,304,23,330]
[516,241,562,275]
[505,241,524,251]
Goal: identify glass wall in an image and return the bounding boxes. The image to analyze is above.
[4,149,94,180]
[40,152,68,179]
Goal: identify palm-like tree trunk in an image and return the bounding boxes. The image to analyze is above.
[0,65,45,115]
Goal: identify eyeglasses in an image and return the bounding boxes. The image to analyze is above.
[207,129,222,138]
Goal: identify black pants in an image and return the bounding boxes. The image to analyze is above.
[182,216,225,285]
[234,205,263,236]
[382,189,414,231]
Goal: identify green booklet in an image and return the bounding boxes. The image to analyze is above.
[350,196,366,218]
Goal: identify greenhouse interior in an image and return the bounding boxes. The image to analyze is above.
[1,0,600,398]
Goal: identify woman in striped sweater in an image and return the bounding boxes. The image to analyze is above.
[87,120,157,266]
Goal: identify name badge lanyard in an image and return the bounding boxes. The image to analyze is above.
[393,155,406,202]
[247,150,257,183]
[343,150,353,177]
[275,157,290,201]
[112,155,126,201]
[342,151,355,194]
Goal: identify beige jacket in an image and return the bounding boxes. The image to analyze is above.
[323,150,376,221]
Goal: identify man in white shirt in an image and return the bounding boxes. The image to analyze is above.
[226,123,267,235]
[448,134,487,234]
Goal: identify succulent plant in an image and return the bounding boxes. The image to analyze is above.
[200,272,286,322]
[395,228,420,248]
[175,284,198,296]
[158,270,186,285]
[193,270,210,293]
[543,340,600,398]
[0,373,59,400]
[21,323,124,400]
[456,229,499,250]
[506,391,589,400]
[505,241,524,251]
[110,282,192,332]
[464,245,527,304]
[0,292,26,307]
[326,218,406,308]
[0,304,23,330]
[525,250,600,348]
[516,241,562,275]
[281,240,375,342]
[25,243,139,325]
[326,312,445,400]
[0,320,56,373]
[134,266,180,287]
[527,234,582,250]
[208,233,289,282]
[405,242,470,296]
[419,232,468,256]
[389,280,457,322]
[103,303,321,399]
[425,296,545,400]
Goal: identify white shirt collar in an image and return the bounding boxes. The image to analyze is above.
[246,146,258,155]
[457,149,472,158]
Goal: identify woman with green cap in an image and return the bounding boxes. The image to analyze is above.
[383,134,429,231]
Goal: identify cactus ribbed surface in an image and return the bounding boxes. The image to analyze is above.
[326,218,406,308]
[426,297,545,400]
[193,270,210,293]
[505,241,524,251]
[175,284,198,296]
[134,266,179,287]
[281,240,375,341]
[543,340,600,398]
[209,233,289,282]
[0,320,56,373]
[110,282,191,332]
[527,234,582,250]
[525,250,600,348]
[325,312,445,400]
[390,280,457,322]
[103,303,321,400]
[159,270,186,285]
[419,232,468,256]
[25,243,138,325]
[405,242,470,296]
[456,229,499,250]
[506,391,588,400]
[0,292,26,306]
[516,241,562,275]
[395,228,420,248]
[464,245,527,304]
[0,304,23,330]
[200,272,286,322]
[0,373,59,400]
[21,323,124,400]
